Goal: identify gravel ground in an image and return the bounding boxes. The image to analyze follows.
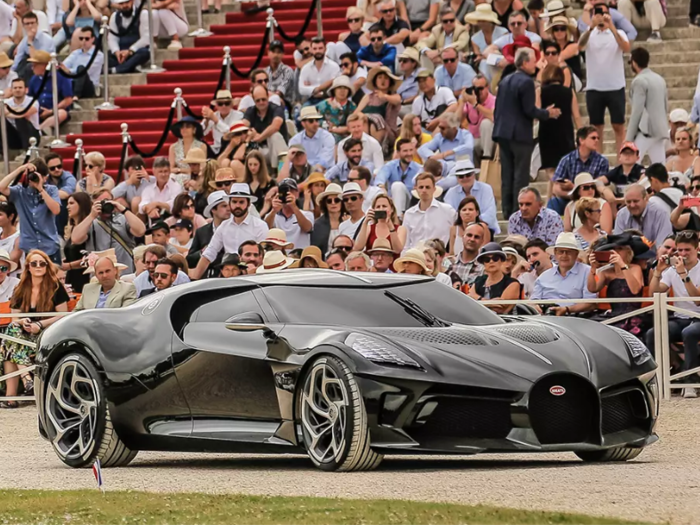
[0,399,698,524]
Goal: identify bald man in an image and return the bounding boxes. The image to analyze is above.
[613,183,673,248]
[74,257,138,311]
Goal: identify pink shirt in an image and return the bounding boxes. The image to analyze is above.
[464,92,496,139]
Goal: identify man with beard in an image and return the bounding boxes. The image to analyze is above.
[357,25,397,71]
[107,0,151,75]
[298,36,339,105]
[266,40,295,104]
[325,139,374,184]
[241,85,289,168]
[139,258,180,298]
[449,222,485,286]
[238,240,264,272]
[337,114,384,169]
[339,52,368,105]
[133,245,190,296]
[186,190,231,275]
[375,138,423,217]
[190,183,269,279]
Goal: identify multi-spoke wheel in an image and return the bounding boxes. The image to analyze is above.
[44,354,137,468]
[575,447,644,462]
[298,355,382,472]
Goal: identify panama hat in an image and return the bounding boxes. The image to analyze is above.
[290,246,329,269]
[476,242,507,264]
[0,249,18,273]
[545,15,575,32]
[316,183,343,206]
[171,116,204,140]
[28,50,51,64]
[299,172,329,191]
[543,0,567,17]
[262,228,294,249]
[183,147,207,165]
[568,172,598,197]
[328,75,355,97]
[203,190,231,218]
[366,66,402,92]
[398,47,420,63]
[366,238,396,255]
[503,246,526,266]
[299,106,323,120]
[0,52,13,69]
[465,3,501,25]
[449,158,481,177]
[214,89,233,101]
[256,250,295,273]
[342,182,363,197]
[546,232,582,255]
[229,182,258,203]
[394,248,431,274]
[83,248,128,274]
[502,234,529,249]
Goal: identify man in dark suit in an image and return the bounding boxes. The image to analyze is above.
[186,191,231,277]
[493,46,560,219]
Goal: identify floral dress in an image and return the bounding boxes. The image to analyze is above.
[316,99,357,143]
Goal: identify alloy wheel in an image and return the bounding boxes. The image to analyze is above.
[300,361,349,464]
[46,359,100,460]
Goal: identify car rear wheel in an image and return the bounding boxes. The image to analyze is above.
[297,355,383,472]
[575,447,644,462]
[45,354,137,468]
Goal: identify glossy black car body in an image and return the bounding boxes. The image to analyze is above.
[35,271,659,466]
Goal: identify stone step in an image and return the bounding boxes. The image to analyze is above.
[578,99,692,118]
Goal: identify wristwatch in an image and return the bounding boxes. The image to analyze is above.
[683,275,692,283]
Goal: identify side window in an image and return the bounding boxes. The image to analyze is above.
[192,291,264,323]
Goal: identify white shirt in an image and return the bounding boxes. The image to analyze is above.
[138,178,183,213]
[204,109,244,153]
[46,0,65,26]
[201,213,269,262]
[0,1,13,39]
[337,133,384,170]
[349,65,370,95]
[0,275,19,302]
[411,87,457,124]
[238,93,282,112]
[402,199,456,251]
[338,216,364,239]
[585,27,628,92]
[661,263,700,318]
[298,58,341,98]
[5,95,40,130]
[650,187,684,208]
[493,30,542,49]
[363,185,385,211]
[273,210,315,249]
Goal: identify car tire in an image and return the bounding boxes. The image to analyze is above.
[44,353,138,468]
[297,355,383,472]
[575,447,644,462]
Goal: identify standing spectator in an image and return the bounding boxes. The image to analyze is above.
[316,76,357,143]
[457,74,495,164]
[613,184,673,248]
[186,190,230,273]
[138,157,182,219]
[0,250,19,302]
[578,1,630,154]
[77,151,114,194]
[107,0,150,75]
[508,186,564,245]
[618,0,666,41]
[60,26,103,100]
[412,68,457,132]
[266,40,295,105]
[74,254,137,311]
[241,85,289,169]
[325,138,375,184]
[112,155,154,213]
[403,173,456,250]
[375,138,423,217]
[133,245,190,296]
[349,166,383,212]
[577,0,638,40]
[289,106,335,170]
[444,159,499,234]
[201,90,243,155]
[449,222,485,287]
[626,47,668,165]
[354,193,407,253]
[494,47,559,219]
[28,51,71,134]
[0,161,61,263]
[299,37,340,105]
[416,7,470,62]
[61,192,91,293]
[357,24,397,72]
[541,28,580,89]
[13,12,55,82]
[264,178,314,249]
[418,112,473,176]
[3,78,40,150]
[310,183,344,255]
[434,46,476,99]
[152,0,188,50]
[339,182,366,239]
[337,114,385,170]
[448,196,491,255]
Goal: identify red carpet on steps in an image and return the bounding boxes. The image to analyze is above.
[56,0,354,179]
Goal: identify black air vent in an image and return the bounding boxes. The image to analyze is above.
[378,328,496,346]
[491,324,560,344]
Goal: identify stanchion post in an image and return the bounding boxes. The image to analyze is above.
[26,137,39,161]
[189,0,213,37]
[266,8,276,43]
[316,0,322,38]
[121,122,130,147]
[223,46,231,92]
[49,53,69,149]
[74,138,84,181]
[659,293,671,400]
[96,16,119,110]
[174,88,183,120]
[141,0,166,73]
[0,91,9,176]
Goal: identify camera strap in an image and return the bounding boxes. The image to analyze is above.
[95,219,134,258]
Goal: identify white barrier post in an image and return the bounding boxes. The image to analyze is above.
[26,136,39,161]
[0,91,9,175]
[96,17,119,110]
[223,46,231,93]
[121,122,130,151]
[74,138,84,181]
[143,0,166,73]
[266,8,276,43]
[49,53,69,149]
[174,88,183,120]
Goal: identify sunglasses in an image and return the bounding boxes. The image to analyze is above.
[398,58,413,63]
[380,7,395,12]
[231,130,247,137]
[347,17,362,22]
[691,185,700,191]
[481,255,505,263]
[0,265,9,272]
[48,164,62,171]
[78,36,92,41]
[552,26,567,32]
[86,164,96,169]
[334,245,353,252]
[370,37,383,42]
[588,208,602,213]
[580,184,596,191]
[326,197,342,204]
[255,78,269,84]
[216,100,232,106]
[677,230,698,239]
[182,203,194,209]
[343,195,360,202]
[456,173,475,179]
[29,260,48,268]
[301,47,310,52]
[153,272,172,279]
[215,181,233,188]
[588,136,600,141]
[441,18,455,23]
[341,61,352,68]
[348,177,361,182]
[544,51,558,56]
[443,57,457,63]
[254,98,267,103]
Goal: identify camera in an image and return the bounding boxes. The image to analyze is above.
[27,171,41,184]
[465,87,474,95]
[101,201,115,216]
[374,210,387,220]
[278,186,289,202]
[593,6,606,15]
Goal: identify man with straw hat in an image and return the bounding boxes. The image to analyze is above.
[187,190,232,275]
[0,53,16,93]
[74,249,137,311]
[367,238,397,273]
[289,106,335,170]
[202,89,244,154]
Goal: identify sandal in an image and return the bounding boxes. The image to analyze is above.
[0,401,19,409]
[23,379,34,396]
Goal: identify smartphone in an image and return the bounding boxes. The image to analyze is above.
[683,196,700,207]
[593,6,605,15]
[374,210,387,220]
[595,251,613,263]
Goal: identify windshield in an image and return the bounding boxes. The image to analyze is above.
[263,281,504,327]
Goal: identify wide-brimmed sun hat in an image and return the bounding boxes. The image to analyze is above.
[545,14,575,32]
[0,249,18,273]
[0,52,13,69]
[476,242,507,263]
[398,47,420,63]
[299,106,323,120]
[503,246,526,266]
[262,228,294,249]
[449,158,481,177]
[464,3,501,25]
[290,246,329,269]
[342,182,363,197]
[546,232,582,255]
[229,182,258,203]
[569,172,597,197]
[299,172,329,191]
[316,183,343,206]
[183,147,207,165]
[366,66,402,92]
[366,238,396,255]
[171,116,204,140]
[256,251,295,273]
[543,0,567,17]
[328,75,355,97]
[503,35,540,64]
[203,190,231,218]
[394,248,430,274]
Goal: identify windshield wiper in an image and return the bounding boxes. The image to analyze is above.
[384,290,451,327]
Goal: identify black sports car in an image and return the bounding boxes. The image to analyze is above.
[35,271,659,471]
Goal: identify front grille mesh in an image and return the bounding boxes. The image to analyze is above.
[602,390,648,434]
[379,328,496,346]
[411,397,512,440]
[491,324,560,344]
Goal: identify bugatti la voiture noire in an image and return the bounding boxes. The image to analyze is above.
[35,271,659,471]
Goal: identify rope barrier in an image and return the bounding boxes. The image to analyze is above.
[5,69,51,116]
[230,31,269,79]
[117,140,129,183]
[276,0,317,42]
[127,105,176,158]
[108,1,146,37]
[182,101,203,121]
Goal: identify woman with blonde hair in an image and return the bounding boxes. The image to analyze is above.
[544,15,582,84]
[354,193,407,253]
[666,127,700,177]
[244,150,276,212]
[574,196,604,251]
[78,151,114,193]
[396,113,433,163]
[421,245,452,285]
[337,7,370,53]
[193,159,219,215]
[0,250,69,408]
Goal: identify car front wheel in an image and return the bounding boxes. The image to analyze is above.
[44,353,137,468]
[575,447,644,462]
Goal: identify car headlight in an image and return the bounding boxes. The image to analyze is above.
[609,326,652,365]
[346,334,422,369]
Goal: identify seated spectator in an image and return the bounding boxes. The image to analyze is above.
[337,114,384,169]
[354,193,406,253]
[667,108,689,156]
[60,26,103,101]
[256,250,294,274]
[444,159,499,234]
[357,24,397,72]
[434,46,477,99]
[180,148,207,193]
[396,113,433,162]
[236,69,283,112]
[263,41,294,106]
[264,178,314,249]
[218,253,247,277]
[375,138,423,217]
[63,0,102,53]
[133,244,190,296]
[573,197,604,250]
[527,0,546,37]
[647,230,700,398]
[316,76,357,143]
[417,112,473,176]
[457,74,495,164]
[291,246,328,269]
[403,172,456,250]
[355,65,402,146]
[376,0,411,47]
[113,155,154,213]
[243,150,276,213]
[217,121,249,174]
[544,16,582,88]
[0,201,20,273]
[299,36,340,105]
[671,178,700,231]
[400,0,441,44]
[618,0,665,41]
[468,242,520,312]
[139,258,180,297]
[338,182,366,239]
[666,127,699,178]
[74,253,137,311]
[598,141,644,199]
[396,48,420,112]
[77,151,113,193]
[0,161,61,263]
[168,117,207,179]
[325,138,374,184]
[289,106,335,170]
[238,240,263,272]
[202,90,244,155]
[165,193,207,232]
[3,78,40,150]
[0,249,68,407]
[261,228,293,254]
[550,126,610,215]
[0,250,19,302]
[45,153,76,214]
[349,166,383,212]
[366,238,396,273]
[339,51,369,105]
[10,0,50,46]
[465,4,509,81]
[241,85,289,170]
[508,186,564,245]
[0,53,18,94]
[394,248,432,275]
[299,172,328,219]
[416,6,470,65]
[278,144,313,184]
[107,0,150,74]
[449,222,485,287]
[521,237,553,297]
[412,68,457,132]
[345,250,371,271]
[531,232,596,315]
[62,192,92,293]
[613,184,673,248]
[326,249,347,270]
[138,157,182,219]
[28,51,71,134]
[421,245,451,285]
[293,36,313,70]
[449,196,490,256]
[483,11,542,72]
[332,8,369,58]
[563,172,613,234]
[13,12,55,82]
[168,218,193,255]
[151,0,188,50]
[310,183,344,255]
[647,163,684,212]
